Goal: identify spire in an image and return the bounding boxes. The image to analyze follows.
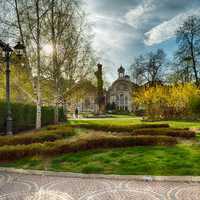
[118,65,125,78]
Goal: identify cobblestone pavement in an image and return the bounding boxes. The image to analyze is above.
[0,172,200,200]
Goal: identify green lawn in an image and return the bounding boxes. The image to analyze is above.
[70,115,200,129]
[1,115,200,176]
[2,143,200,176]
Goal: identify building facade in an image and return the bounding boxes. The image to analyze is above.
[107,66,137,112]
[65,80,98,113]
[66,66,137,113]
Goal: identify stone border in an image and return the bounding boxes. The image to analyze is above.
[0,167,200,182]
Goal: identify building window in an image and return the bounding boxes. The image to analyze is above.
[120,94,124,108]
[111,95,115,103]
[125,96,128,105]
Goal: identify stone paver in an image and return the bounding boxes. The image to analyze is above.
[0,172,200,200]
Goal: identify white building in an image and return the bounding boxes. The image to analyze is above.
[107,66,137,112]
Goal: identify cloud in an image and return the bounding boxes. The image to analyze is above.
[92,23,135,50]
[83,0,200,82]
[145,8,200,46]
[124,0,156,28]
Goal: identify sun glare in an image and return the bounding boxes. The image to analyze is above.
[43,44,53,55]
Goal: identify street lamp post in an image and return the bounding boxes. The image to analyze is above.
[0,40,25,135]
[5,45,13,135]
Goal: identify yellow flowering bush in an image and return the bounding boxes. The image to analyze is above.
[135,84,200,119]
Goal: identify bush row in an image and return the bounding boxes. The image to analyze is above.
[0,102,65,133]
[0,126,74,146]
[74,123,170,132]
[74,124,195,138]
[132,128,196,139]
[123,128,195,139]
[0,135,177,161]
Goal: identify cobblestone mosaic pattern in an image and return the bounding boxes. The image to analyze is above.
[0,172,199,200]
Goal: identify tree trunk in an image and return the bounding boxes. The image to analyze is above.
[36,0,42,129]
[54,87,59,124]
[190,36,199,85]
[51,0,59,124]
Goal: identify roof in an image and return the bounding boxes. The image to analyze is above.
[65,80,97,97]
[108,78,138,92]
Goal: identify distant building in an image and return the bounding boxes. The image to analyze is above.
[65,66,138,113]
[65,80,99,113]
[107,66,137,112]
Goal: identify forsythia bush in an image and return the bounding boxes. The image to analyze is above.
[135,84,200,119]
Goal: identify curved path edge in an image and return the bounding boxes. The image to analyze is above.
[0,167,199,183]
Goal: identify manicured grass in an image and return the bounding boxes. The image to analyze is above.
[0,116,199,176]
[69,116,200,129]
[2,144,200,176]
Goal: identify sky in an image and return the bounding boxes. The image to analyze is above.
[83,0,200,82]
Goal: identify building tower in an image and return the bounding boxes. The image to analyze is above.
[118,65,125,79]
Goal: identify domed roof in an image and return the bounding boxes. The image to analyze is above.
[118,65,125,73]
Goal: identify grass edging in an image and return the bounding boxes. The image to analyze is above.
[0,167,200,182]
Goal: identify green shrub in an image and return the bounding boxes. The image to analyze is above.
[0,101,65,133]
[0,135,177,161]
[0,126,74,146]
[189,95,200,116]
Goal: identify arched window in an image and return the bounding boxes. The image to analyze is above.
[120,94,124,108]
[125,96,128,105]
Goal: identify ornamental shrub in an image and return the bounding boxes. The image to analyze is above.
[135,83,200,119]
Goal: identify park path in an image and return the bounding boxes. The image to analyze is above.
[0,171,199,199]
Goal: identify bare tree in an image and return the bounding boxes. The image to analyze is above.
[176,15,200,85]
[43,0,95,123]
[0,0,97,127]
[130,49,166,85]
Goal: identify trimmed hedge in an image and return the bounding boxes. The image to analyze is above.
[0,134,177,161]
[74,124,195,139]
[74,123,170,132]
[0,126,74,146]
[129,128,195,139]
[0,102,65,133]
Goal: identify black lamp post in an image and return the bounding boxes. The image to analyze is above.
[0,40,25,135]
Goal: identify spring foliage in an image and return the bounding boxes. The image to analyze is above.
[135,84,200,119]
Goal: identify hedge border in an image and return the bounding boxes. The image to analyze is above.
[74,124,195,138]
[0,127,74,146]
[0,135,177,161]
[0,101,65,133]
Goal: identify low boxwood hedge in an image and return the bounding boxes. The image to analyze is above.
[74,124,195,138]
[74,123,170,132]
[0,134,177,161]
[118,128,195,139]
[0,126,74,146]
